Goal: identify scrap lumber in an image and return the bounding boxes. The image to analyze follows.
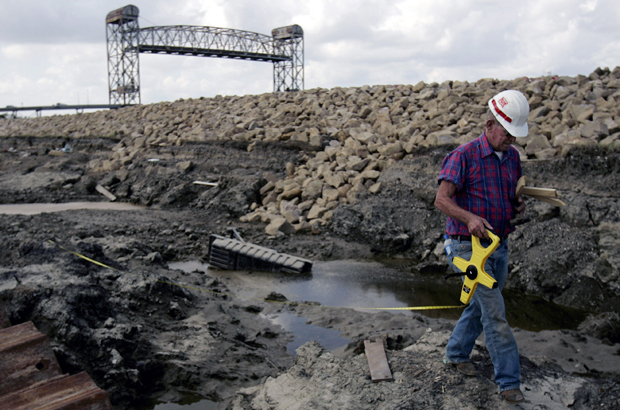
[95,184,117,202]
[193,180,218,187]
[364,339,393,382]
[520,186,560,198]
[515,176,565,207]
[527,195,566,207]
[516,176,527,196]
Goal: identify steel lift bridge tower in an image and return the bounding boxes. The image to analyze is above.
[106,5,303,105]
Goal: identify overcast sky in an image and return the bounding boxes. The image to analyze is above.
[1,0,619,110]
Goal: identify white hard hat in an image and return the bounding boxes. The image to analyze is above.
[488,90,529,137]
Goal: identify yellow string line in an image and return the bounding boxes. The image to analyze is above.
[49,240,123,270]
[155,280,465,311]
[49,240,466,311]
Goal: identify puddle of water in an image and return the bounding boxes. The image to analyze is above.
[152,258,590,409]
[168,261,209,274]
[168,259,588,333]
[140,394,217,410]
[151,397,217,410]
[267,312,351,354]
[0,202,146,215]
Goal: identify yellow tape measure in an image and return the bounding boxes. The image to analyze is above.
[445,230,499,304]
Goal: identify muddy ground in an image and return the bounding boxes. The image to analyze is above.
[0,135,619,409]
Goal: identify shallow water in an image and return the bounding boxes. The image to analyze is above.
[266,312,351,353]
[160,258,589,409]
[150,397,217,410]
[0,202,146,215]
[169,259,588,336]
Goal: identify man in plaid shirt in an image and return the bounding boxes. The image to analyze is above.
[434,90,529,404]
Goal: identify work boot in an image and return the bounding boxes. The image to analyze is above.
[443,359,477,376]
[500,389,524,403]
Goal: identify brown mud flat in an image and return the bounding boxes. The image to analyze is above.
[0,136,619,409]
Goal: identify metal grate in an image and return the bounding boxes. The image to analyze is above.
[208,234,312,274]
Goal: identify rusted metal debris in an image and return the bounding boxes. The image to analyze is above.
[0,372,112,410]
[209,233,312,274]
[0,302,113,409]
[0,322,63,396]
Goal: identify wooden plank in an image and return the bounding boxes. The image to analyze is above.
[364,339,393,382]
[95,184,117,202]
[527,194,566,207]
[521,186,559,198]
[515,176,527,196]
[192,180,218,187]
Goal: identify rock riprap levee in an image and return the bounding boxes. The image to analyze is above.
[2,67,620,234]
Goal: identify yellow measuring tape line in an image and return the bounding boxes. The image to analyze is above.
[50,240,120,270]
[154,280,465,311]
[49,240,466,312]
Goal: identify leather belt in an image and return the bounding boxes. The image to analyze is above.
[450,234,508,244]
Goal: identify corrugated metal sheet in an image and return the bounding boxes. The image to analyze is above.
[0,322,63,396]
[0,372,112,410]
[0,302,113,409]
[209,234,312,274]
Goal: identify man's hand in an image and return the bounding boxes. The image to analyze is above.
[466,215,493,239]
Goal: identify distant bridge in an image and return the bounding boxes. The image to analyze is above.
[106,5,304,105]
[0,104,128,117]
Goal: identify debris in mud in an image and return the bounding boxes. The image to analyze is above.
[209,234,313,274]
[231,331,620,410]
[95,184,117,201]
[264,292,288,302]
[364,339,394,382]
[0,319,113,409]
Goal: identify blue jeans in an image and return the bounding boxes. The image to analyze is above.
[445,238,520,392]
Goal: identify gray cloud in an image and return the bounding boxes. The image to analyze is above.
[0,1,120,44]
[1,0,619,109]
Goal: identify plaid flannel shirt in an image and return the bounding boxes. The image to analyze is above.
[438,133,522,238]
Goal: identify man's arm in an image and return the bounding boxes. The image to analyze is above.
[434,180,493,239]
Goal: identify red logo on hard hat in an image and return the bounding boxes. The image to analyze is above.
[498,97,508,108]
[492,99,513,123]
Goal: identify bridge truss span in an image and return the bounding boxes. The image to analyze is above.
[137,26,288,62]
[106,5,303,105]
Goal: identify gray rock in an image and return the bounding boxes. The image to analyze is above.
[302,180,324,200]
[265,217,296,236]
[579,119,609,140]
[525,134,552,155]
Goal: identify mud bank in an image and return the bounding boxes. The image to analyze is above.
[1,135,619,409]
